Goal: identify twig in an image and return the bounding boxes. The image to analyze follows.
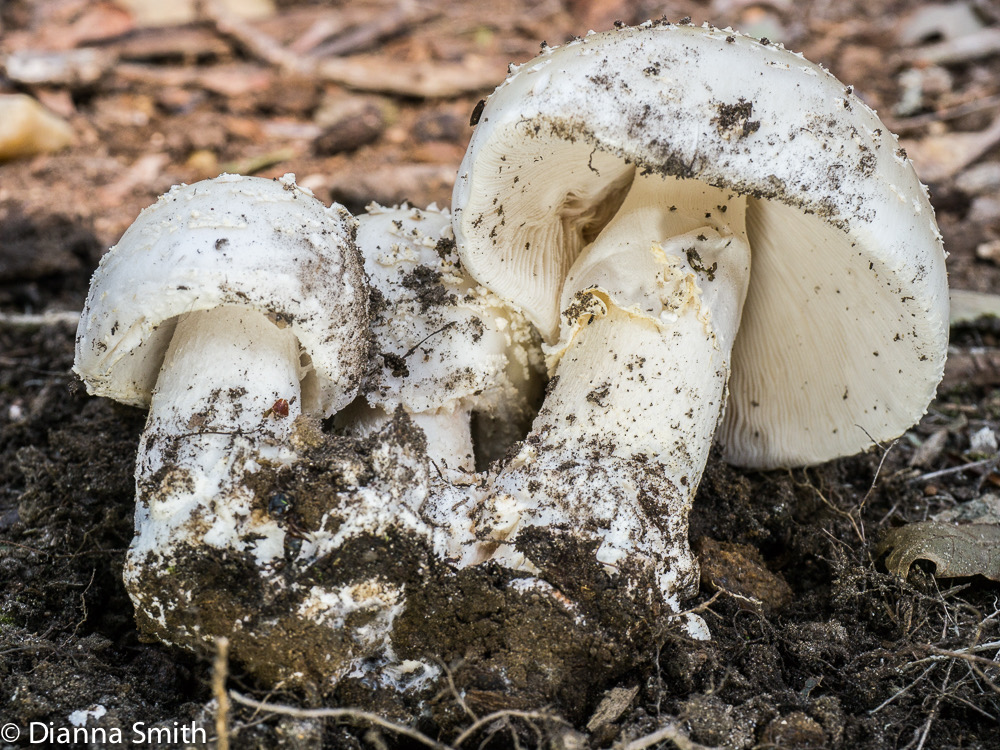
[435,658,477,722]
[197,0,501,97]
[890,94,1000,134]
[616,721,718,750]
[869,662,937,714]
[310,6,440,58]
[908,457,999,484]
[452,709,571,747]
[199,0,309,74]
[403,321,458,359]
[912,659,953,750]
[229,691,453,750]
[0,310,80,327]
[675,590,722,617]
[214,638,231,750]
[941,348,1000,390]
[924,642,1000,667]
[860,437,898,524]
[797,470,865,543]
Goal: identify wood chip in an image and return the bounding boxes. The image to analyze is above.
[586,685,640,733]
[328,163,457,209]
[897,2,984,46]
[4,48,112,87]
[316,55,505,98]
[908,27,1000,65]
[109,27,234,62]
[308,6,439,58]
[901,114,1000,183]
[201,0,503,98]
[117,0,274,28]
[950,289,1000,325]
[909,429,948,468]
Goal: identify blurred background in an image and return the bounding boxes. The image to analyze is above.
[1,0,999,316]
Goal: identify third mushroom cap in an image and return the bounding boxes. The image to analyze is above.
[452,22,950,614]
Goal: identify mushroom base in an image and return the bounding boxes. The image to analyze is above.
[125,411,668,713]
[126,412,442,686]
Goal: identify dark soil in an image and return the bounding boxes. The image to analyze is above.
[3,1,1000,748]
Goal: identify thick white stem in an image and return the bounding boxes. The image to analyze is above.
[128,307,302,572]
[485,173,751,609]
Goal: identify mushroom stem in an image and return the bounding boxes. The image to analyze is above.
[127,307,301,573]
[485,172,752,608]
[338,401,477,472]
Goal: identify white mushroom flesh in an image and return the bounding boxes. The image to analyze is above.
[128,306,300,571]
[487,172,751,605]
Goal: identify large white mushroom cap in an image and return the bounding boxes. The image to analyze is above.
[453,22,950,469]
[74,173,369,417]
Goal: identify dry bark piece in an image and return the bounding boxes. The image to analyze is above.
[942,348,1000,389]
[586,685,640,734]
[907,27,1000,65]
[877,522,1000,581]
[896,2,985,46]
[900,114,1000,183]
[199,0,503,98]
[3,48,111,87]
[328,163,457,209]
[950,288,1000,325]
[908,429,948,468]
[313,103,385,155]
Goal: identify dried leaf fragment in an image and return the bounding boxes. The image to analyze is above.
[586,685,639,733]
[877,522,1000,581]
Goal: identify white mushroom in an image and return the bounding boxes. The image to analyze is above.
[340,203,544,559]
[73,174,379,660]
[452,23,950,612]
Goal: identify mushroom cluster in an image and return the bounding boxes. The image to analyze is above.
[74,21,949,687]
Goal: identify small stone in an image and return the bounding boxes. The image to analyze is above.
[696,537,793,612]
[0,94,73,161]
[969,425,998,454]
[314,103,385,155]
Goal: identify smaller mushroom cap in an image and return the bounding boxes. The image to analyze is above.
[357,203,541,418]
[74,173,369,416]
